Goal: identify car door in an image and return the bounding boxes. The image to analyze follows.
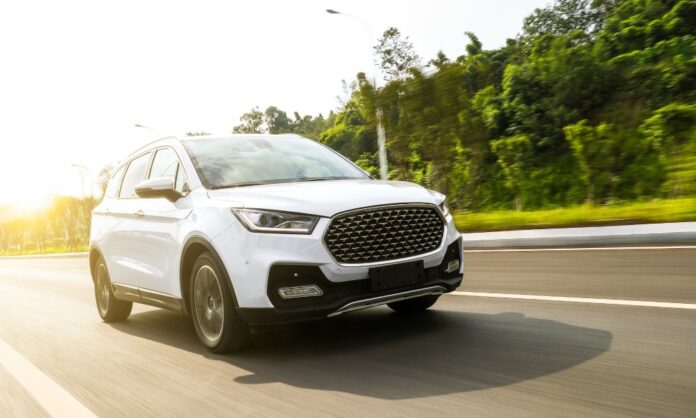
[106,151,154,289]
[129,147,192,297]
[93,164,127,275]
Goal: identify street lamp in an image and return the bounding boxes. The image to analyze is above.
[326,9,389,181]
[134,123,161,135]
[71,164,93,200]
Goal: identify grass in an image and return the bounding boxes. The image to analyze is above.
[0,245,89,257]
[454,198,696,232]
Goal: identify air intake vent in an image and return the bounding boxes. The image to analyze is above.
[324,205,445,264]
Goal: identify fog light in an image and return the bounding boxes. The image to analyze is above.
[445,259,460,273]
[278,285,323,299]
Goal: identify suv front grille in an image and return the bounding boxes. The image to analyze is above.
[324,205,445,264]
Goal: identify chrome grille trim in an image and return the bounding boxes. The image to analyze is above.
[323,203,446,266]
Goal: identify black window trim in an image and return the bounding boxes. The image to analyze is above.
[147,146,190,196]
[116,145,192,200]
[105,164,127,199]
[118,151,155,200]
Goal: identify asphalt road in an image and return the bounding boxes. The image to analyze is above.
[0,248,695,417]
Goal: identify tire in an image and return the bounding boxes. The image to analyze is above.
[94,257,132,322]
[189,252,250,353]
[387,294,440,313]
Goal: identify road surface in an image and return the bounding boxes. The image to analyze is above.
[1,247,695,417]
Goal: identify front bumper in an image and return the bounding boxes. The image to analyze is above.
[237,237,462,326]
[211,210,463,312]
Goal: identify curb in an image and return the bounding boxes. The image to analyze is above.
[461,222,696,248]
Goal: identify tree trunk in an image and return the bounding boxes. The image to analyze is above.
[587,183,595,206]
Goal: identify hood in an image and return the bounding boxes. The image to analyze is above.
[207,179,440,217]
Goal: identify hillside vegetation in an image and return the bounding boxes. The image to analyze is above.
[235,0,696,211]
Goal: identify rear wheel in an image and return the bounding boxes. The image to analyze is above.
[94,258,132,322]
[190,252,250,353]
[388,294,440,313]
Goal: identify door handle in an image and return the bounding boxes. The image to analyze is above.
[134,210,145,218]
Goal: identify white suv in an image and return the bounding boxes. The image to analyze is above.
[90,134,463,352]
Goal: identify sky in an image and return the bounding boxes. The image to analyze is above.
[0,0,549,207]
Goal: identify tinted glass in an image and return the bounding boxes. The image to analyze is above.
[183,136,368,188]
[104,166,125,198]
[119,153,151,198]
[149,148,179,180]
[149,148,187,193]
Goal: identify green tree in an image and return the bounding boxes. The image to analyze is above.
[522,0,613,39]
[264,106,292,134]
[374,27,420,81]
[96,165,114,199]
[641,103,696,196]
[563,120,614,204]
[640,103,696,149]
[491,135,533,210]
[233,107,265,133]
[502,32,611,151]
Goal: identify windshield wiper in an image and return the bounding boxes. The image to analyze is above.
[210,182,267,189]
[295,176,355,182]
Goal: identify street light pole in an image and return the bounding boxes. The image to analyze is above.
[71,164,93,200]
[326,9,389,180]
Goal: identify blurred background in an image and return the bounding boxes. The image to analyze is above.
[0,0,694,254]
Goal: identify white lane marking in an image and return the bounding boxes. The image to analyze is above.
[0,338,96,417]
[450,291,696,310]
[463,245,696,253]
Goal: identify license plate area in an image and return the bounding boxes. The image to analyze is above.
[369,260,426,292]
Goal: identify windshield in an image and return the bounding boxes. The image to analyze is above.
[183,136,370,189]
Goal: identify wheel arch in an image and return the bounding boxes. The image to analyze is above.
[88,245,104,283]
[180,235,237,315]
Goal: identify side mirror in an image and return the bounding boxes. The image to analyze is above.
[135,177,182,202]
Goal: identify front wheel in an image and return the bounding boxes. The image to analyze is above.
[388,294,440,313]
[94,258,132,322]
[190,252,250,353]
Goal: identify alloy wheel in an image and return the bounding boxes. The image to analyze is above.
[193,265,225,343]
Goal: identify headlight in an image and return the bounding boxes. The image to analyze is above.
[232,208,319,234]
[428,189,450,217]
[438,199,450,217]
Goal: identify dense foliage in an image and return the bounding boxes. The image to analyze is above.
[236,0,696,211]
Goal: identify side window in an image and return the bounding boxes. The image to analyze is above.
[149,149,178,179]
[149,148,187,194]
[104,166,125,199]
[119,153,152,198]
